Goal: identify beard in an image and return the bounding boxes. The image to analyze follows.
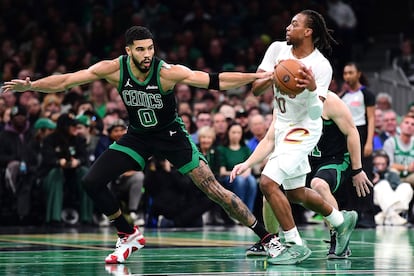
[132,56,152,73]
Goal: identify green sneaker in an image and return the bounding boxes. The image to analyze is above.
[266,242,312,265]
[334,210,358,256]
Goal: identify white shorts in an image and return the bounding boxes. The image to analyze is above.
[262,118,322,190]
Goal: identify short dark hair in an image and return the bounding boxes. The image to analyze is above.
[125,26,153,45]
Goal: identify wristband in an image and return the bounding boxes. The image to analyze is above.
[351,168,362,177]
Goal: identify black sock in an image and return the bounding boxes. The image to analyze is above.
[111,215,134,237]
[250,219,274,242]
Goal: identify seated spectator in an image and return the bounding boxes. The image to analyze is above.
[41,94,62,120]
[375,109,399,150]
[218,122,257,212]
[392,38,414,84]
[40,113,93,225]
[144,158,213,228]
[383,113,414,189]
[375,92,393,111]
[190,111,212,144]
[372,150,413,225]
[179,112,196,135]
[212,112,228,146]
[0,105,37,224]
[373,108,384,151]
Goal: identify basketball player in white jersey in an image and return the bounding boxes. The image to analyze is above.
[231,10,358,264]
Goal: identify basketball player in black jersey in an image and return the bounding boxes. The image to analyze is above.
[2,26,277,264]
[307,91,372,258]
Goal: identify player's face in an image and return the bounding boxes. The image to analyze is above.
[126,39,155,73]
[286,14,309,46]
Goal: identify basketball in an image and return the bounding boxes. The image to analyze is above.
[273,59,305,95]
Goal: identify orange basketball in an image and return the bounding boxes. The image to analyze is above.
[273,59,305,95]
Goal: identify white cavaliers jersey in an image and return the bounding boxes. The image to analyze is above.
[258,41,332,124]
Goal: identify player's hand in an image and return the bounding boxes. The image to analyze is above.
[256,71,273,80]
[296,66,316,91]
[230,162,249,183]
[1,77,32,93]
[352,170,373,197]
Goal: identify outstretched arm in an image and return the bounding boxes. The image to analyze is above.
[2,59,120,93]
[160,64,272,91]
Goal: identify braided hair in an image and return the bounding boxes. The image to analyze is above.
[300,9,337,55]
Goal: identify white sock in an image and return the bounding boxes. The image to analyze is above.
[325,209,344,228]
[283,227,303,245]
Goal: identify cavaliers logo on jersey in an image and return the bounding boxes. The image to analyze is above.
[283,128,309,144]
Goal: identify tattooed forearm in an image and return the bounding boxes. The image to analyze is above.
[188,161,256,226]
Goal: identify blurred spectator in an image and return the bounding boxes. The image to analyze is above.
[201,92,217,113]
[0,105,37,224]
[191,111,212,144]
[372,150,412,225]
[326,0,357,71]
[218,123,257,212]
[2,90,17,108]
[375,92,393,111]
[88,80,108,119]
[179,112,196,135]
[373,108,384,151]
[392,38,414,84]
[234,109,251,140]
[76,115,99,166]
[192,100,208,117]
[383,114,414,189]
[374,109,399,150]
[40,113,93,225]
[218,104,236,122]
[26,97,42,127]
[247,114,267,153]
[174,83,192,103]
[177,102,192,116]
[41,94,62,119]
[212,112,228,146]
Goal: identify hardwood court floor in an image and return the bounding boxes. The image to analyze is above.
[0,224,413,275]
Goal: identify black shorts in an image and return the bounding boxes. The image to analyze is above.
[306,153,351,193]
[109,118,206,174]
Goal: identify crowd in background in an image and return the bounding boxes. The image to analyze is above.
[0,0,413,228]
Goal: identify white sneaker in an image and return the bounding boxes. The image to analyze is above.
[385,212,407,226]
[374,212,385,225]
[105,226,146,264]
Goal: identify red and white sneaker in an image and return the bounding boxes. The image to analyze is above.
[105,226,146,264]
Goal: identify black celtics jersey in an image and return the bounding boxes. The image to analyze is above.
[309,118,348,163]
[118,55,177,132]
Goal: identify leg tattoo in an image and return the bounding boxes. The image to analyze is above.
[188,161,256,226]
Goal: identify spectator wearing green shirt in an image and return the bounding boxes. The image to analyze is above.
[218,123,257,211]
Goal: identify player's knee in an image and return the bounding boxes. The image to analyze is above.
[310,178,329,194]
[259,176,278,196]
